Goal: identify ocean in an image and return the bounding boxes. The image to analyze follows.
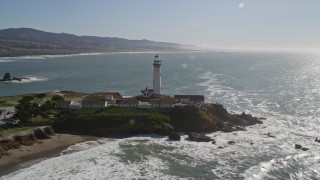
[0,51,319,179]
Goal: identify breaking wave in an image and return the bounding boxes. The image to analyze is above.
[243,153,320,180]
[6,77,48,83]
[0,59,17,63]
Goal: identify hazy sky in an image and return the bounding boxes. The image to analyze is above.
[1,0,320,49]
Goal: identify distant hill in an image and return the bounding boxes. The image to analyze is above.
[0,28,202,57]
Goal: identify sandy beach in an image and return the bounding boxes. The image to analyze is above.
[0,134,97,176]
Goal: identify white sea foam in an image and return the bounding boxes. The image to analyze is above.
[7,77,48,83]
[198,71,281,117]
[1,137,178,180]
[0,59,17,63]
[2,117,320,180]
[243,153,320,180]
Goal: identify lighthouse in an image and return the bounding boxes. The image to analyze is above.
[153,54,161,97]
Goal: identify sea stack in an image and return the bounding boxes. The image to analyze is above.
[0,72,29,81]
[2,72,12,81]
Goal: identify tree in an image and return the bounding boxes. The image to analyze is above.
[15,96,36,123]
[39,100,55,119]
[34,93,47,103]
[51,95,64,102]
[15,95,62,123]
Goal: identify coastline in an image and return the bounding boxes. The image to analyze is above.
[0,50,206,59]
[0,134,97,176]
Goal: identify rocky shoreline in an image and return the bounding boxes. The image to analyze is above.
[53,103,263,137]
[0,103,264,176]
[1,103,263,158]
[0,126,55,158]
[0,72,29,82]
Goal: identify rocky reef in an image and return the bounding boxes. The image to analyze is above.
[0,72,29,81]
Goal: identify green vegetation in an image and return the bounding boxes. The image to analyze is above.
[62,94,85,101]
[52,105,216,136]
[51,95,64,102]
[62,107,170,122]
[15,95,55,123]
[0,93,54,107]
[0,28,195,57]
[0,95,24,106]
[0,126,35,138]
[1,92,219,138]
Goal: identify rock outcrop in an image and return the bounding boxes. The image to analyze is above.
[187,132,214,142]
[0,126,55,158]
[0,72,29,81]
[295,144,302,149]
[295,144,308,151]
[53,103,264,140]
[168,132,181,141]
[2,72,12,81]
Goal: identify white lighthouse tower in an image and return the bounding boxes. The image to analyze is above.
[153,54,161,97]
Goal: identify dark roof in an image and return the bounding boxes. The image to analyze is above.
[82,96,106,105]
[141,87,153,93]
[174,95,204,101]
[56,100,72,105]
[116,98,139,105]
[60,91,86,95]
[149,97,175,105]
[94,92,123,99]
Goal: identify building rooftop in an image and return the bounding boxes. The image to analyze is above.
[174,95,205,101]
[82,96,106,105]
[94,92,123,99]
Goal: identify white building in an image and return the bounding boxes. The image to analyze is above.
[141,87,154,98]
[69,102,82,109]
[153,54,161,97]
[174,95,205,107]
[116,99,139,108]
[81,96,108,108]
[138,101,151,109]
[56,100,72,109]
[141,54,162,98]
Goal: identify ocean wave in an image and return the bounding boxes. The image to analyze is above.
[2,126,320,180]
[197,71,281,117]
[1,137,177,180]
[0,59,17,63]
[243,153,320,180]
[5,77,48,83]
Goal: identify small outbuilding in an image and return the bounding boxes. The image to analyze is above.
[56,100,72,109]
[174,95,205,107]
[82,96,107,108]
[138,101,151,109]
